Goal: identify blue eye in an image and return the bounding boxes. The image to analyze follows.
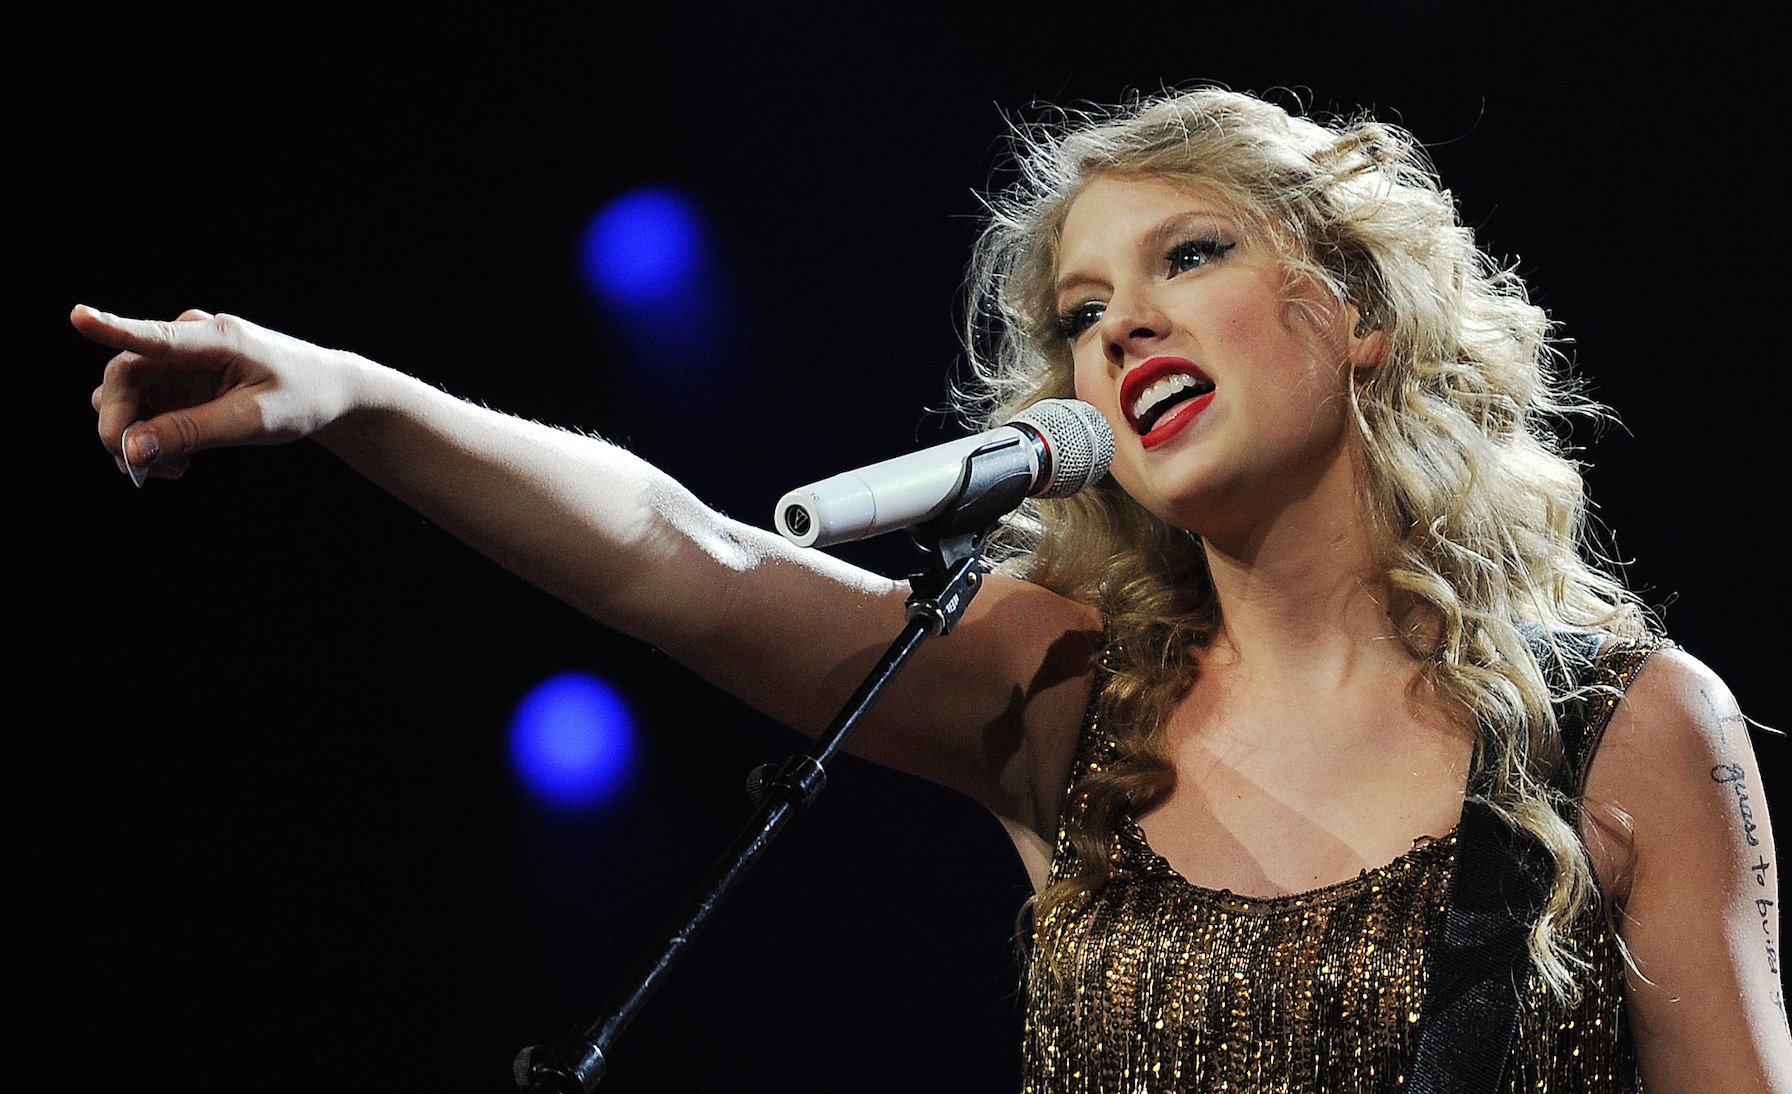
[1166,237,1235,274]
[1055,236,1236,342]
[1056,302,1105,340]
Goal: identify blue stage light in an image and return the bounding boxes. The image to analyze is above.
[579,187,705,309]
[509,671,636,810]
[577,185,734,384]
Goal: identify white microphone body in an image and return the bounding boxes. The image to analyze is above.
[774,398,1114,549]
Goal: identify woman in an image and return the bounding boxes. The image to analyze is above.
[77,87,1787,1090]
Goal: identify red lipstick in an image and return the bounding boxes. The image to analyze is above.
[1118,357,1215,449]
[1140,391,1214,449]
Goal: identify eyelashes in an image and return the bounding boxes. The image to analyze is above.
[1055,235,1238,340]
[1166,236,1235,275]
[1056,302,1106,341]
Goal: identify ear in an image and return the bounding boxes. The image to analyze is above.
[1346,306,1388,370]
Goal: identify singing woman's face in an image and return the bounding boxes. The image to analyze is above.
[1055,173,1384,543]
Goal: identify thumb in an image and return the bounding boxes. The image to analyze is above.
[123,392,270,479]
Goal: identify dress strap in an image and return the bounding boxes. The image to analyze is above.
[1408,628,1659,1094]
[1408,794,1550,1094]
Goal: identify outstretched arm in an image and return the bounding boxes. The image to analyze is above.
[76,305,1100,836]
[1585,647,1792,1091]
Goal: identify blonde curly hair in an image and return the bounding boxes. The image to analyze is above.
[954,85,1652,999]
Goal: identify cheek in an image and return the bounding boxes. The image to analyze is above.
[1214,287,1293,355]
[1070,355,1100,404]
[1071,357,1123,424]
[1222,292,1349,395]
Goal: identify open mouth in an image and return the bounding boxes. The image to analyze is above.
[1121,358,1215,435]
[1129,372,1216,434]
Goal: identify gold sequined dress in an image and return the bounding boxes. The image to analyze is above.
[1021,638,1659,1093]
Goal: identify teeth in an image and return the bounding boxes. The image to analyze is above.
[1130,373,1211,425]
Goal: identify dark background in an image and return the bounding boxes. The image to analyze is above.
[20,5,1785,1091]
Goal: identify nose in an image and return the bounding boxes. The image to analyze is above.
[1097,288,1172,367]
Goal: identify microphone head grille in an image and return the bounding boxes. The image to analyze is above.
[1013,398,1115,498]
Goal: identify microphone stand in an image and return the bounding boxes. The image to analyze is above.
[513,440,1038,1093]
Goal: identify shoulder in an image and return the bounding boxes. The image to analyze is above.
[1581,642,1764,902]
[896,572,1101,828]
[973,570,1105,628]
[958,573,1104,691]
[1591,644,1748,787]
[973,575,1104,827]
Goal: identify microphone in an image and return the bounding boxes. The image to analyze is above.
[773,398,1115,548]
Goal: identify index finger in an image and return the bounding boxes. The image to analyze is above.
[70,305,232,359]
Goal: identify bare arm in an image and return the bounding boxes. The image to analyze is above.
[1584,648,1792,1091]
[76,305,1100,833]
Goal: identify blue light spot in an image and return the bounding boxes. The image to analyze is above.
[577,186,737,386]
[509,672,636,810]
[580,187,706,309]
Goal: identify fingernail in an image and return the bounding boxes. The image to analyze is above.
[122,424,157,488]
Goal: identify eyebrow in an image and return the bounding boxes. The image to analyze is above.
[1053,211,1237,301]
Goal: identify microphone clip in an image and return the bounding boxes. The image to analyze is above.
[904,535,985,638]
[902,434,1027,635]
